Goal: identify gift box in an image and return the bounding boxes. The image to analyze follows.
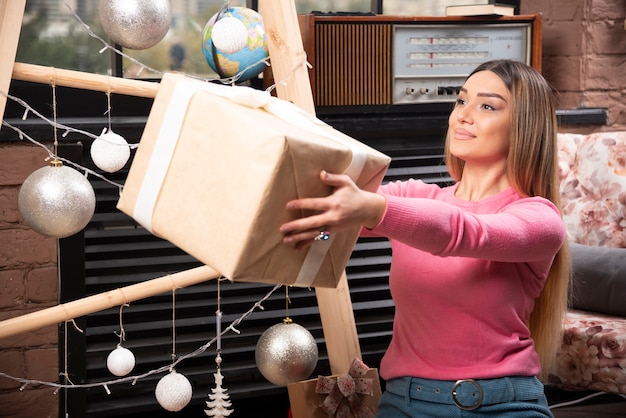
[117,73,390,288]
[288,358,382,418]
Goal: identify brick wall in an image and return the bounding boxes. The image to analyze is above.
[522,0,626,132]
[0,143,59,418]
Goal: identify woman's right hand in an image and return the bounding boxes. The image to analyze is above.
[279,170,386,251]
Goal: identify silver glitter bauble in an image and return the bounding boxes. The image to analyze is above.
[255,320,318,386]
[155,370,193,412]
[18,162,95,238]
[99,0,171,50]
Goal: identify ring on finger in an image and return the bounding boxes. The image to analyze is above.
[314,229,331,241]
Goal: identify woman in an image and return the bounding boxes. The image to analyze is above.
[280,60,570,417]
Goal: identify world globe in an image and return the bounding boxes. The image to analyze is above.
[202,7,269,83]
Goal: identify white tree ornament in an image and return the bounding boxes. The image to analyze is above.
[204,370,233,417]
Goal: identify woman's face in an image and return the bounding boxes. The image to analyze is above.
[448,70,512,167]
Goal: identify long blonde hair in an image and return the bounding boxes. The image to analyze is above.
[445,60,571,379]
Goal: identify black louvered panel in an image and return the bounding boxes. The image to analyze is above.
[80,168,331,417]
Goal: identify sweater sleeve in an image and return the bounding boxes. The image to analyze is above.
[369,180,566,263]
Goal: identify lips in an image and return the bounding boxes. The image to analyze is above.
[454,128,476,140]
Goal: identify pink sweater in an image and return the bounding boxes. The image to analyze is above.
[365,179,566,381]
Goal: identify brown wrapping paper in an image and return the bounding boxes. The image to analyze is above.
[288,368,381,418]
[117,73,390,288]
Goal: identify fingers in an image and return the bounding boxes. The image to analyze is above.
[281,224,329,252]
[319,170,352,188]
[279,213,326,238]
[284,171,353,212]
[282,228,323,245]
[280,171,352,250]
[285,197,325,212]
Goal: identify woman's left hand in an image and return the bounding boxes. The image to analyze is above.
[279,170,386,250]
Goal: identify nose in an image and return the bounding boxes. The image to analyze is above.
[456,106,473,124]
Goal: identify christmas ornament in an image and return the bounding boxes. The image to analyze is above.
[205,369,233,417]
[155,369,193,412]
[211,15,248,55]
[106,345,135,377]
[205,282,234,417]
[99,0,171,50]
[255,318,318,386]
[107,304,135,376]
[90,129,131,173]
[18,160,96,238]
[155,290,192,411]
[202,7,268,82]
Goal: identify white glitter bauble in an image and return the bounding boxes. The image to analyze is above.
[155,370,193,412]
[211,15,248,54]
[18,162,96,238]
[107,345,136,377]
[99,0,171,50]
[90,130,131,173]
[255,321,318,386]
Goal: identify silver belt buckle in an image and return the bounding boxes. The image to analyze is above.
[452,379,483,411]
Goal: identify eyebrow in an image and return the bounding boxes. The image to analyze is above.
[459,87,507,102]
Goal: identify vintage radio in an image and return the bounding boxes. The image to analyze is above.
[295,13,542,111]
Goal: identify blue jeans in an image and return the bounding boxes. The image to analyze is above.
[377,376,553,417]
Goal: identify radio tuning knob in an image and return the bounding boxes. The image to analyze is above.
[405,87,416,95]
[420,88,430,95]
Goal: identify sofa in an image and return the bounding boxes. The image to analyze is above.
[548,131,626,395]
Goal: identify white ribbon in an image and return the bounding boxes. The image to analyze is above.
[133,76,366,287]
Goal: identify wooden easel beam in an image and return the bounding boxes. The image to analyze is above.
[258,0,362,375]
[0,0,26,128]
[0,265,220,339]
[11,62,159,98]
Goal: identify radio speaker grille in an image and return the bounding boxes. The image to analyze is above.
[314,22,392,106]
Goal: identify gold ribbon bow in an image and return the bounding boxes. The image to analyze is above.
[315,358,375,418]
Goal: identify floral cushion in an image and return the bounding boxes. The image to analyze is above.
[549,310,626,394]
[558,132,626,247]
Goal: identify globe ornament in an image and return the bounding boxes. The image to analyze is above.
[202,7,269,82]
[255,319,318,386]
[99,0,171,50]
[90,130,131,173]
[18,160,96,238]
[211,15,248,55]
[106,345,136,377]
[155,370,193,412]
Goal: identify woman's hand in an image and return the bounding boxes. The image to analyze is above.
[280,170,386,250]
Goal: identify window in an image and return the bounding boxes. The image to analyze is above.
[16,0,248,79]
[17,0,110,74]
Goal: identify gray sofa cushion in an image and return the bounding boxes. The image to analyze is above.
[569,242,626,316]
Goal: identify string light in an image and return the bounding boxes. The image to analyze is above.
[1,0,308,187]
[62,1,161,77]
[1,116,125,190]
[62,0,271,85]
[1,0,312,398]
[0,283,281,390]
